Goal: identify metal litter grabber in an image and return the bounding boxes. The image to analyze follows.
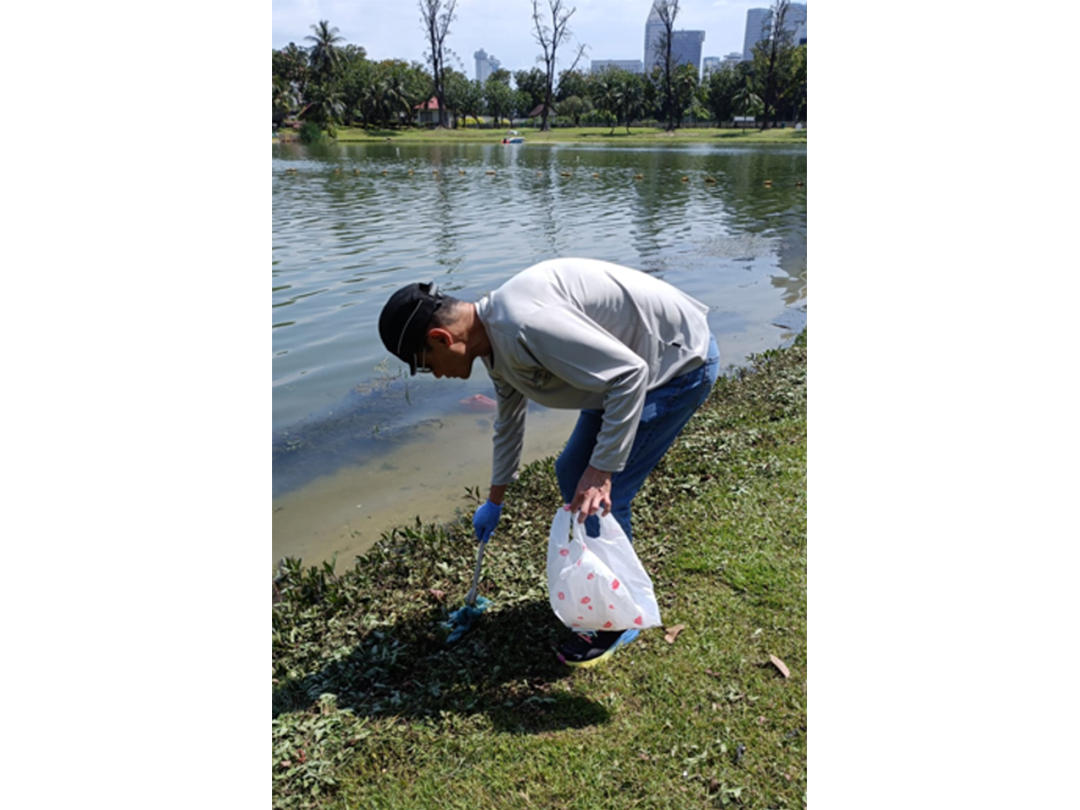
[441,537,492,643]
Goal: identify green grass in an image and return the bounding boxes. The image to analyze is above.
[272,332,807,809]
[326,125,806,146]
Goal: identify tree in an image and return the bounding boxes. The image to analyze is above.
[555,68,589,103]
[703,63,743,126]
[671,63,699,125]
[592,68,644,134]
[273,43,310,97]
[484,75,514,128]
[513,89,532,125]
[788,45,806,123]
[418,0,458,128]
[301,82,345,128]
[273,44,310,126]
[530,0,587,132]
[754,0,794,130]
[460,79,486,127]
[337,45,371,125]
[443,69,473,128]
[359,60,427,129]
[273,77,298,128]
[514,68,548,117]
[650,0,681,131]
[305,20,345,85]
[733,82,763,125]
[591,70,619,133]
[559,94,586,126]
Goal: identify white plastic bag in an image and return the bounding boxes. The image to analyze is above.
[546,507,662,632]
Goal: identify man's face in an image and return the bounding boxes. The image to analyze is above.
[418,336,472,380]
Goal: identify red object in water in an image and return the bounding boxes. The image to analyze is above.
[459,394,497,412]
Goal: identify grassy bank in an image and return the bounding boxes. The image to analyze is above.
[315,125,807,146]
[272,332,807,809]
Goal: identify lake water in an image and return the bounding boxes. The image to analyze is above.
[272,139,807,573]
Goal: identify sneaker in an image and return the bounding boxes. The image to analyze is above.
[557,628,640,669]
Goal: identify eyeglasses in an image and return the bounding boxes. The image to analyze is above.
[415,344,432,374]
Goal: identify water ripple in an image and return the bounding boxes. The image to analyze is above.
[272,141,806,435]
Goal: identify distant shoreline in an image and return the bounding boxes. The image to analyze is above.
[275,124,807,147]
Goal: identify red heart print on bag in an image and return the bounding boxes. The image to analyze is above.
[557,592,565,600]
[634,616,643,625]
[587,573,594,580]
[580,597,591,605]
[559,548,569,557]
[603,621,613,628]
[612,579,620,590]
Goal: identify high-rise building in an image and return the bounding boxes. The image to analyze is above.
[644,4,664,72]
[742,8,770,60]
[743,4,807,61]
[787,4,808,45]
[474,49,501,83]
[671,30,705,73]
[644,3,706,73]
[721,52,743,70]
[702,56,721,78]
[591,59,645,75]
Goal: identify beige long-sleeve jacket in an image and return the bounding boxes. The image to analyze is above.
[475,258,711,486]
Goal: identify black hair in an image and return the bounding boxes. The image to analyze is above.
[427,296,467,331]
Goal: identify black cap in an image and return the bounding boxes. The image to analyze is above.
[378,281,445,375]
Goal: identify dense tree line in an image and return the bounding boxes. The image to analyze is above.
[273,4,806,134]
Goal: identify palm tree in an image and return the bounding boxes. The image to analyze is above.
[733,83,763,125]
[273,77,299,126]
[300,83,345,128]
[362,67,413,129]
[305,20,345,84]
[591,70,621,134]
[618,73,644,133]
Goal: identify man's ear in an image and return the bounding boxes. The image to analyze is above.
[426,327,453,347]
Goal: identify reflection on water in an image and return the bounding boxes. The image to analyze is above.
[272,140,807,571]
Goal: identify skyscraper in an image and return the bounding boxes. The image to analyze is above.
[474,49,501,83]
[671,30,705,73]
[591,59,645,75]
[644,3,706,74]
[743,4,807,61]
[644,4,664,73]
[787,4,808,45]
[742,8,770,61]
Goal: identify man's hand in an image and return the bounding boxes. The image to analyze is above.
[473,499,503,543]
[568,465,613,522]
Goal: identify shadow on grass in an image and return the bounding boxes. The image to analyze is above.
[272,598,610,734]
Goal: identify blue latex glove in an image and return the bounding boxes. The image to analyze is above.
[473,500,503,543]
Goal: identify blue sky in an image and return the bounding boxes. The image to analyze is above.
[272,0,785,76]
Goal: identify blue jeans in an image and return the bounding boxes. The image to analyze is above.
[555,335,720,542]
